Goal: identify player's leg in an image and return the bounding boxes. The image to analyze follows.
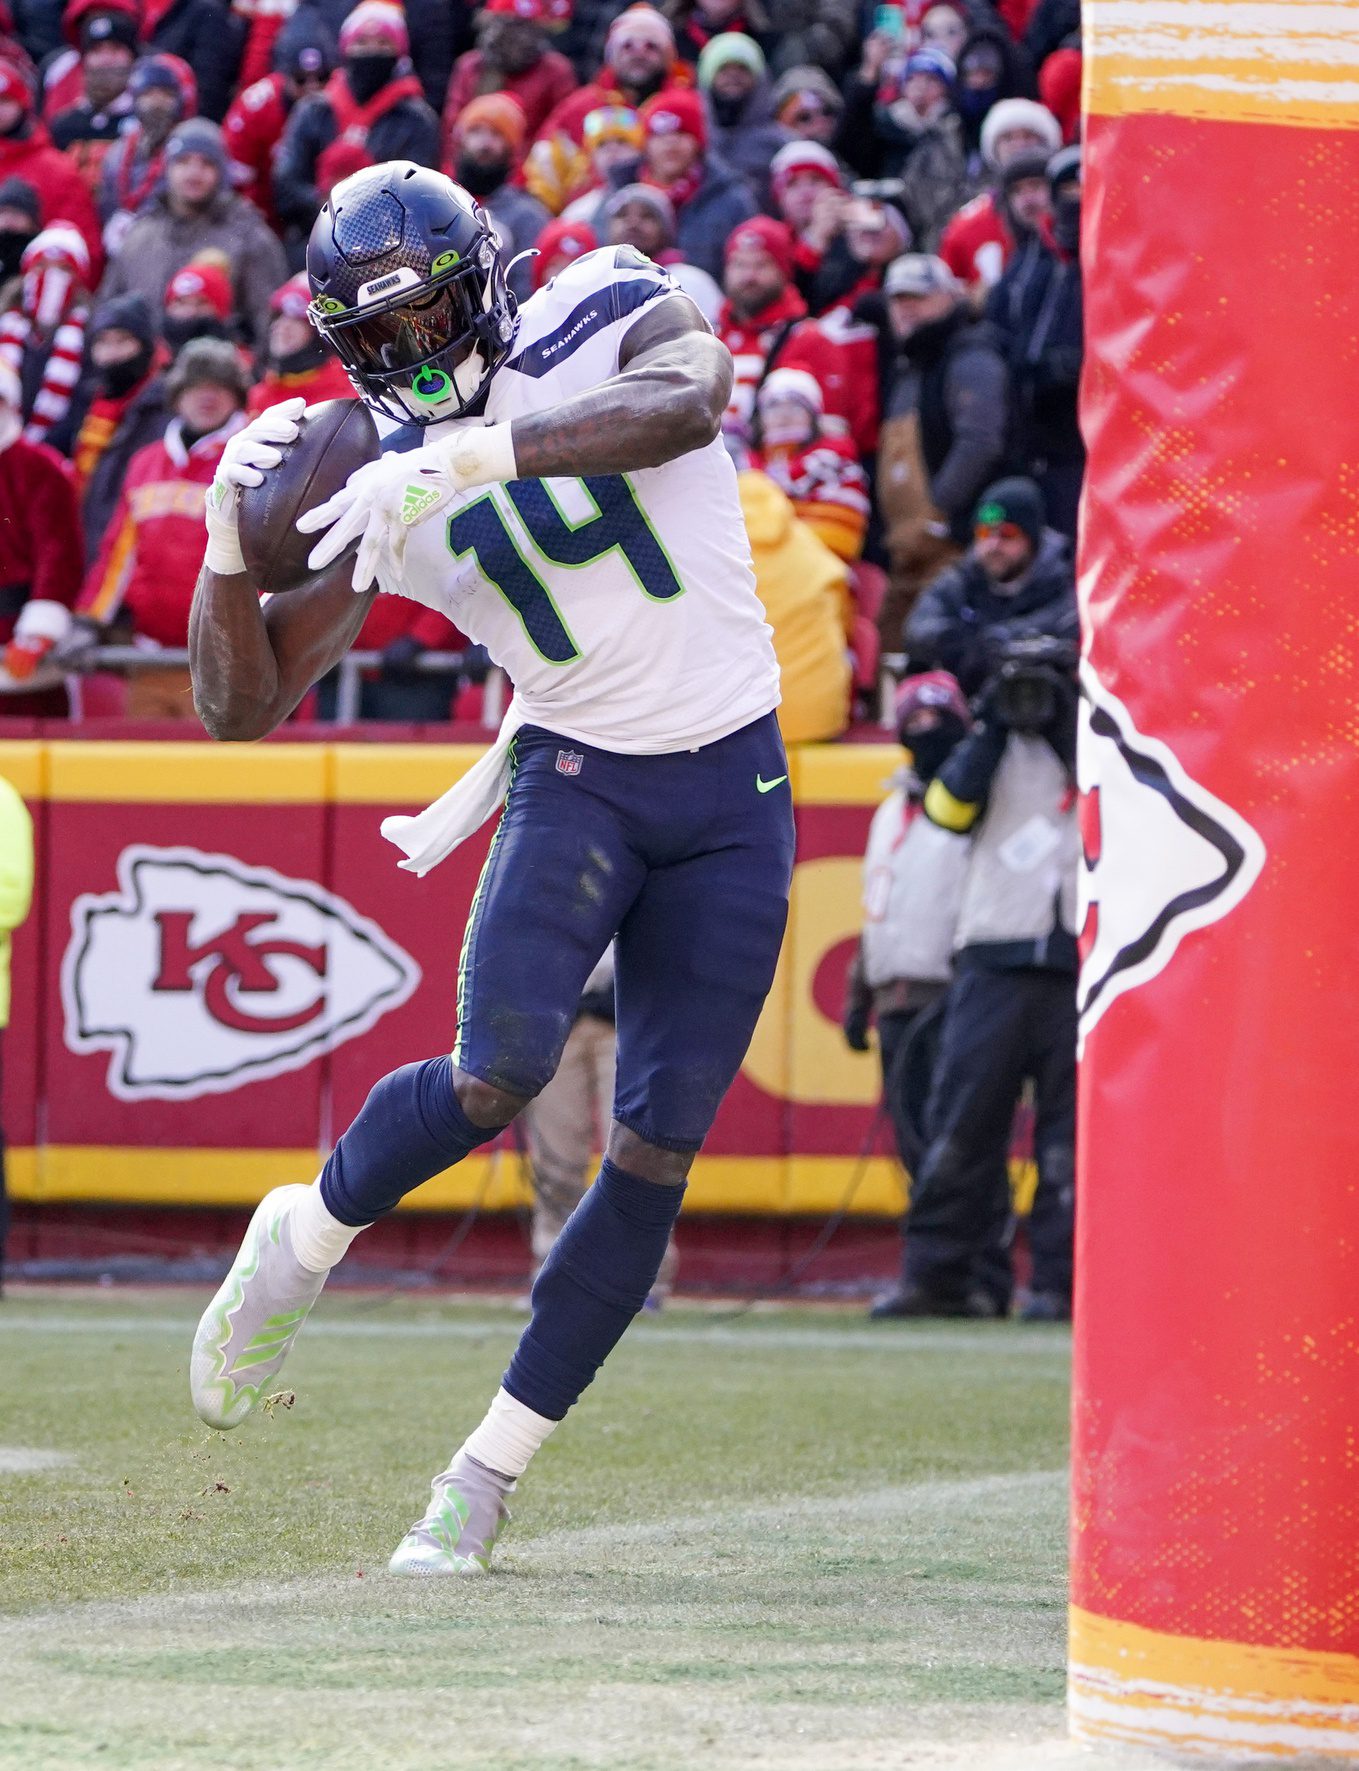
[389,720,796,1574]
[191,733,644,1430]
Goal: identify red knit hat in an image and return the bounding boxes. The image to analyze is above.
[484,0,571,22]
[640,88,706,148]
[724,215,795,281]
[270,271,312,318]
[531,217,598,290]
[165,260,232,318]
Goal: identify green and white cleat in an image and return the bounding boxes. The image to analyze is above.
[388,1451,514,1577]
[190,1184,328,1430]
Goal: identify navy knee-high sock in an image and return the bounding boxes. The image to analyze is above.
[319,1055,498,1227]
[503,1157,686,1421]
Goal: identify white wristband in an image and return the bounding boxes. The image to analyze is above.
[204,528,246,575]
[435,421,518,492]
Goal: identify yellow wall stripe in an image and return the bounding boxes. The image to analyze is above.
[47,742,329,804]
[330,743,489,805]
[0,740,45,799]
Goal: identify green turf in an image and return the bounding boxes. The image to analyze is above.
[0,1290,1073,1771]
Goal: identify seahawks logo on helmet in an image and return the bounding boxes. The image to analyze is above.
[304,162,518,426]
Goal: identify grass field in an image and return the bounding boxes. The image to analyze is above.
[0,1288,1094,1771]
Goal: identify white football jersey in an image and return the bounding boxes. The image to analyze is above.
[377,248,780,754]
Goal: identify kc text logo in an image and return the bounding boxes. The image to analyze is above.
[62,846,421,1100]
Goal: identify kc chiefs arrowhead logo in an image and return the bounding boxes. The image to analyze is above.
[1077,664,1266,1049]
[62,846,421,1100]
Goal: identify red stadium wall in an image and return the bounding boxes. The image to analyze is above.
[1,733,906,1220]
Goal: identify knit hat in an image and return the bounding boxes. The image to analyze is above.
[1047,142,1082,192]
[696,31,764,89]
[883,252,957,297]
[129,53,197,115]
[904,46,955,85]
[164,116,227,175]
[602,180,674,238]
[894,670,970,732]
[532,217,597,290]
[485,0,571,22]
[724,215,795,281]
[583,104,643,149]
[80,10,139,53]
[757,366,822,417]
[273,12,338,81]
[640,88,705,147]
[770,138,842,198]
[0,61,29,110]
[979,97,1061,170]
[91,291,156,347]
[1000,146,1053,191]
[0,176,39,225]
[21,223,90,280]
[270,271,312,318]
[338,0,409,55]
[606,4,674,60]
[973,476,1045,549]
[165,257,232,317]
[165,336,250,402]
[457,91,528,154]
[769,64,842,121]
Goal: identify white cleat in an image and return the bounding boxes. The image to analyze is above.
[388,1451,514,1576]
[190,1185,328,1430]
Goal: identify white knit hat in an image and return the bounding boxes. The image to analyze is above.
[980,99,1062,171]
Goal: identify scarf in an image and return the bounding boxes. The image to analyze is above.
[642,159,703,211]
[0,300,88,447]
[324,66,426,141]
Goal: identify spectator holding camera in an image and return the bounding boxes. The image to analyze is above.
[904,475,1078,693]
[872,485,1079,1323]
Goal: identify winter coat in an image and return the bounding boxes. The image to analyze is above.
[705,74,789,211]
[248,357,354,416]
[1024,0,1081,71]
[222,73,295,224]
[748,431,869,564]
[0,431,83,628]
[79,413,244,646]
[667,150,756,281]
[939,190,1013,292]
[147,0,247,121]
[483,183,553,303]
[716,283,851,446]
[303,0,462,110]
[763,0,857,81]
[12,0,63,61]
[99,187,288,347]
[738,469,849,745]
[903,527,1077,694]
[441,46,578,156]
[662,0,772,67]
[0,122,103,274]
[985,231,1084,478]
[873,105,972,252]
[272,75,439,234]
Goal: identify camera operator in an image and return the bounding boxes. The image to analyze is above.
[903,475,1078,695]
[870,630,1080,1322]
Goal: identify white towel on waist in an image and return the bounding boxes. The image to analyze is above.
[380,696,526,876]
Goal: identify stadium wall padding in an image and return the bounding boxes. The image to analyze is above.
[0,735,906,1218]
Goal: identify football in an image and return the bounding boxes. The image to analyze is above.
[238,397,381,595]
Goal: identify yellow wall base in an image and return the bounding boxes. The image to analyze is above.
[1069,1607,1359,1760]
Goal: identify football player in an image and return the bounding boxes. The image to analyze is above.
[187,163,794,1575]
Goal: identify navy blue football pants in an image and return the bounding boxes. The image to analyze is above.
[456,712,795,1151]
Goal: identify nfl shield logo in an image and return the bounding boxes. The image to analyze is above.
[556,749,583,777]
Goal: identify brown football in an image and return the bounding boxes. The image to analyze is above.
[238,397,381,594]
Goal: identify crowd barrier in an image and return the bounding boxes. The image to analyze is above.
[1,730,907,1218]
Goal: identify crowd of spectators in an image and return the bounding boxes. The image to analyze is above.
[0,0,1085,731]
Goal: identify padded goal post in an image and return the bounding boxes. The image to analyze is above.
[1072,0,1359,1755]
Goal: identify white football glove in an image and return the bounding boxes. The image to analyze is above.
[296,421,517,595]
[203,396,306,575]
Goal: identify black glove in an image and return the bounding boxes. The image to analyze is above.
[379,635,423,682]
[843,1002,871,1053]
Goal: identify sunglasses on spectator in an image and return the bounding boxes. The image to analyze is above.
[974,520,1026,542]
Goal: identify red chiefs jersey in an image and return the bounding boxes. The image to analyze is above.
[247,359,355,416]
[748,433,870,563]
[717,287,853,446]
[938,191,1013,292]
[223,73,291,224]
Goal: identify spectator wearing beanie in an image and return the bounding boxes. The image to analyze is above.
[48,5,140,187]
[952,20,1038,160]
[663,0,771,68]
[600,179,720,319]
[442,0,577,161]
[636,86,753,280]
[548,102,644,223]
[101,117,286,347]
[79,334,249,715]
[249,271,353,415]
[445,92,550,303]
[939,98,1060,292]
[716,214,849,449]
[694,31,785,208]
[749,364,868,564]
[0,59,103,274]
[530,216,596,293]
[162,255,236,351]
[873,47,971,252]
[769,139,845,294]
[538,5,692,156]
[142,0,245,123]
[769,64,842,149]
[272,0,438,237]
[39,0,138,125]
[0,222,92,449]
[222,17,336,225]
[98,53,196,247]
[62,293,168,560]
[0,357,83,719]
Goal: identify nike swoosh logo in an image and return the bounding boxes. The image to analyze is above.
[756,774,787,794]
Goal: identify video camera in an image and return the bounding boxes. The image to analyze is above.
[988,635,1079,733]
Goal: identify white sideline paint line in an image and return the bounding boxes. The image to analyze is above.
[0,1466,1067,1635]
[0,1446,76,1474]
[0,1313,1071,1358]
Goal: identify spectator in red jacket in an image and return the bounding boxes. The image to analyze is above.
[636,86,754,280]
[80,334,248,716]
[537,5,692,152]
[248,271,353,414]
[39,0,140,122]
[221,18,335,224]
[442,0,576,162]
[47,7,140,192]
[0,357,83,716]
[716,214,851,451]
[530,215,596,291]
[938,98,1060,292]
[0,59,103,276]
